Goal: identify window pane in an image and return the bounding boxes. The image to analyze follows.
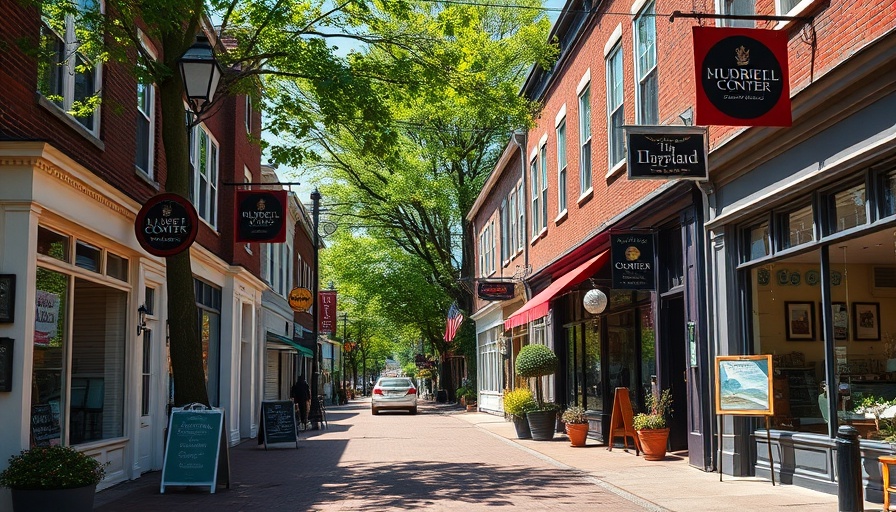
[584,320,602,412]
[830,184,866,233]
[106,252,129,282]
[32,267,68,447]
[783,205,814,249]
[142,329,151,417]
[884,170,896,218]
[748,222,770,259]
[38,25,65,106]
[73,54,96,130]
[558,121,568,212]
[75,240,101,273]
[721,0,755,27]
[639,71,658,125]
[37,226,70,262]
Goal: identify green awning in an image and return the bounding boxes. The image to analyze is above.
[267,333,314,357]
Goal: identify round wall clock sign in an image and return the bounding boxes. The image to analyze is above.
[134,193,199,257]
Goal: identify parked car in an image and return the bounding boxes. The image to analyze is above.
[371,377,417,415]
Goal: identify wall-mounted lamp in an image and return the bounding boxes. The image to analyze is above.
[137,305,148,336]
[583,289,608,315]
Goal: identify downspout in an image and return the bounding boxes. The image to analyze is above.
[511,129,530,300]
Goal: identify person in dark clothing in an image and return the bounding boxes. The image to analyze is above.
[291,376,311,429]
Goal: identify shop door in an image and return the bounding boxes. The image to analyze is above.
[136,328,155,473]
[660,296,688,452]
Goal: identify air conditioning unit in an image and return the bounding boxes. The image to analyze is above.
[872,266,896,297]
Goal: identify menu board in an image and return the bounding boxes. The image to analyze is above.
[30,404,61,446]
[161,406,229,493]
[260,401,298,449]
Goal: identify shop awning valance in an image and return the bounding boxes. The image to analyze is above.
[267,333,314,357]
[504,250,609,331]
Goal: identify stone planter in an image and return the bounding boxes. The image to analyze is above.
[527,410,557,441]
[512,415,532,439]
[11,484,97,512]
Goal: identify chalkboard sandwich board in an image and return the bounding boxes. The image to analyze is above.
[31,404,61,447]
[161,404,230,494]
[259,400,298,449]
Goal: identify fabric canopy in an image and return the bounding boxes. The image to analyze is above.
[267,333,314,357]
[504,250,609,330]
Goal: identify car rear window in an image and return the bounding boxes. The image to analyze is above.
[379,378,412,387]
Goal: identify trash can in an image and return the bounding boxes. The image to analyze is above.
[436,389,448,403]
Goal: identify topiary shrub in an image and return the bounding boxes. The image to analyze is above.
[515,344,558,409]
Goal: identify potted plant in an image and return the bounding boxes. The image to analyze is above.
[515,344,559,440]
[503,387,537,439]
[0,445,106,512]
[633,388,673,461]
[851,394,895,439]
[561,406,589,447]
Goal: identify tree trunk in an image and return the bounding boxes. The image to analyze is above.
[158,70,209,407]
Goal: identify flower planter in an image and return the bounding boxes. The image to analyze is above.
[527,410,557,441]
[11,484,97,512]
[636,428,670,461]
[512,415,532,439]
[565,423,589,447]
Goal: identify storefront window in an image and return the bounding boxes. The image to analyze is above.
[196,279,222,407]
[881,170,896,217]
[747,221,770,261]
[567,324,584,406]
[37,226,70,262]
[479,328,502,393]
[585,320,601,412]
[640,306,656,400]
[828,183,867,234]
[782,205,814,249]
[32,267,67,446]
[607,311,637,407]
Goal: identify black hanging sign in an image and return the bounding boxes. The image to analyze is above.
[626,126,708,180]
[477,281,515,301]
[611,232,655,290]
[234,190,288,243]
[135,193,199,257]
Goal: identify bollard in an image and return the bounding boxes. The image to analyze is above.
[836,425,863,512]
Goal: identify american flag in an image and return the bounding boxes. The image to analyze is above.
[443,302,464,342]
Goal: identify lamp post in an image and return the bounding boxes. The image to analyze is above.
[341,312,348,403]
[178,35,223,122]
[308,189,323,429]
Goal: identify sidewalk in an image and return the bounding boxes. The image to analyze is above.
[450,406,880,512]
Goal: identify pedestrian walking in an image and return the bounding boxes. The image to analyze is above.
[291,375,311,430]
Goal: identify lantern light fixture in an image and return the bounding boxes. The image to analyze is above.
[583,288,608,315]
[178,34,223,117]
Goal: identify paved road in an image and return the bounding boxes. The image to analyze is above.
[94,400,647,511]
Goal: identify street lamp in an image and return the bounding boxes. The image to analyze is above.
[308,189,322,429]
[178,34,223,117]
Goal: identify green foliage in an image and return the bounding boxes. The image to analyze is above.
[503,387,537,417]
[515,344,559,378]
[561,406,588,425]
[633,389,673,431]
[0,446,105,490]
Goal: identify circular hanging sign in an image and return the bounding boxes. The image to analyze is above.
[134,193,199,257]
[288,287,313,312]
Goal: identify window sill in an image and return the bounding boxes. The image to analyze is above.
[37,94,104,151]
[577,187,594,206]
[135,168,160,190]
[554,210,568,225]
[606,160,626,179]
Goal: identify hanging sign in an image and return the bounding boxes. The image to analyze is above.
[135,193,199,257]
[319,290,337,334]
[611,232,655,290]
[288,287,313,312]
[626,126,708,180]
[234,189,288,243]
[693,27,791,127]
[477,281,515,301]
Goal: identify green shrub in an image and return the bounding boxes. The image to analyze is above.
[0,445,106,490]
[515,344,558,410]
[503,387,537,417]
[561,406,588,424]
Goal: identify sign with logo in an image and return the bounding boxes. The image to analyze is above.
[477,281,515,301]
[288,287,313,312]
[319,290,337,334]
[626,126,708,180]
[611,232,655,290]
[135,193,199,257]
[34,290,59,347]
[693,27,791,127]
[234,189,288,243]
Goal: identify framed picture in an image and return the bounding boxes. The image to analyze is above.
[0,275,14,323]
[715,355,773,415]
[785,301,815,341]
[831,302,848,341]
[853,302,881,341]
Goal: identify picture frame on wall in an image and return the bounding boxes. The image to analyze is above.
[0,274,14,323]
[853,302,881,341]
[785,301,815,341]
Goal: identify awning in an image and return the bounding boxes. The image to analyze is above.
[267,333,314,357]
[504,250,609,330]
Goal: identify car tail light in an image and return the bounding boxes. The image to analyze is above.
[373,388,383,395]
[408,388,416,394]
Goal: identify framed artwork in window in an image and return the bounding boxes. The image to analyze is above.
[785,301,815,341]
[853,302,880,341]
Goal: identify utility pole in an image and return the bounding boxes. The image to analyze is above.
[308,189,322,429]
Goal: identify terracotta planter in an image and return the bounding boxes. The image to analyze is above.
[466,404,477,411]
[565,422,589,447]
[512,415,532,439]
[636,428,670,461]
[527,410,557,441]
[11,484,97,512]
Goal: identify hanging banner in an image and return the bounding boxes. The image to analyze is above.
[611,232,655,290]
[135,193,199,257]
[234,189,288,243]
[626,126,708,180]
[693,26,791,127]
[477,281,515,301]
[319,290,337,334]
